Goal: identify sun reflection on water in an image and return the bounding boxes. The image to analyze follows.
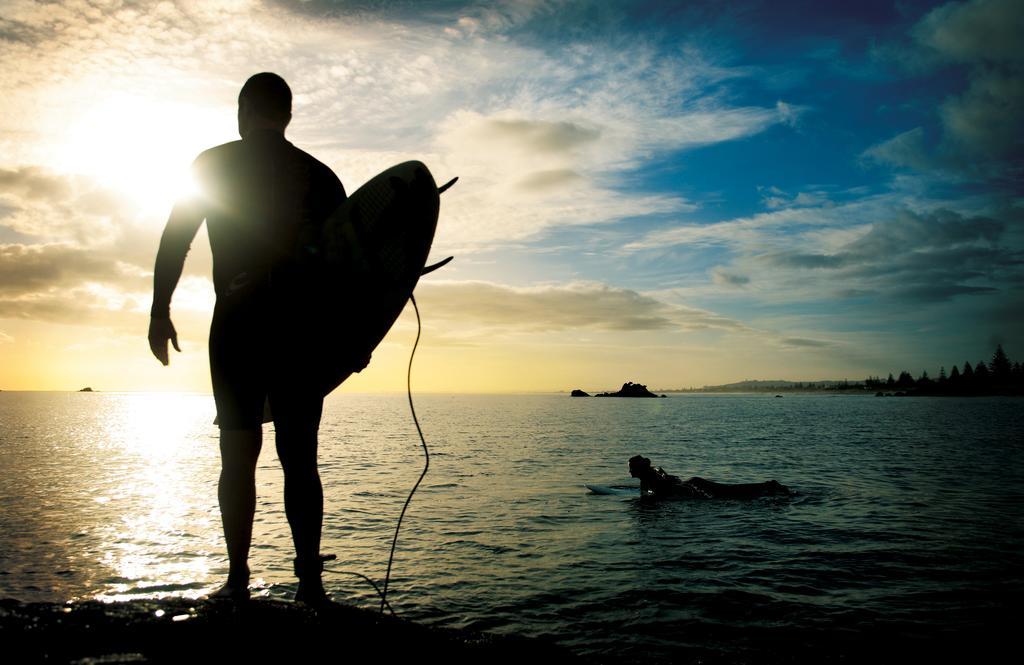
[92,393,220,601]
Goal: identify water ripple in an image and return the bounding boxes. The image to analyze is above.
[1,392,1021,663]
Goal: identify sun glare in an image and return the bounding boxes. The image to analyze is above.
[57,93,230,216]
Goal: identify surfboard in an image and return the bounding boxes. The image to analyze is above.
[313,160,454,395]
[585,484,638,496]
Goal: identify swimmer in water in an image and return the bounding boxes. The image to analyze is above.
[628,455,792,499]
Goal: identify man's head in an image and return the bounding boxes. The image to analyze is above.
[238,72,292,137]
[628,455,652,478]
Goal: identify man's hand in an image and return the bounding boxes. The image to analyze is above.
[149,317,181,366]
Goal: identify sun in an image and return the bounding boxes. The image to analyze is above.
[56,93,231,217]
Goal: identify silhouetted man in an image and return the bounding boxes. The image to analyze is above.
[149,73,346,603]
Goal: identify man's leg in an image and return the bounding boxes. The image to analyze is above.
[216,427,262,597]
[276,426,324,600]
[273,393,326,602]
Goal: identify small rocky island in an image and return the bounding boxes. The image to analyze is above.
[596,382,665,398]
[78,387,94,392]
[570,389,590,397]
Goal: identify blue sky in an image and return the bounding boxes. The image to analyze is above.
[0,0,1021,391]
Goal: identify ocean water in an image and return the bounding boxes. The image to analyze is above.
[1,391,1022,663]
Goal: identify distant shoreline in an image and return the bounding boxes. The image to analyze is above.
[2,388,1021,398]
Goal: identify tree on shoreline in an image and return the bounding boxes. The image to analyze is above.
[867,344,1021,396]
[991,345,1012,382]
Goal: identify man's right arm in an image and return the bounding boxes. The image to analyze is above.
[149,195,205,365]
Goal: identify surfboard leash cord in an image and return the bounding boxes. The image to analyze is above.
[322,292,429,617]
[380,292,430,613]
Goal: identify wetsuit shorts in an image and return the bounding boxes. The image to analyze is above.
[209,277,323,432]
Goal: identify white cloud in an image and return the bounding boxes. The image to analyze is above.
[861,127,933,171]
[757,185,833,210]
[516,168,585,191]
[623,196,891,253]
[441,0,566,37]
[0,0,782,260]
[0,0,849,369]
[775,100,807,128]
[415,280,750,334]
[430,109,695,250]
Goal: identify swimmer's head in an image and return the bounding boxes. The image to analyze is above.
[628,455,652,478]
[238,72,292,137]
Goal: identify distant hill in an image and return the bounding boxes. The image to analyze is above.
[670,379,865,393]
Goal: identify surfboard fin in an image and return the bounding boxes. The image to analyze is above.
[421,256,454,275]
[438,177,458,194]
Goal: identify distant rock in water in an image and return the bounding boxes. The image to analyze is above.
[596,382,664,398]
[570,389,590,397]
[78,387,93,392]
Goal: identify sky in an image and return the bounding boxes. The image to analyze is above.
[0,0,1021,392]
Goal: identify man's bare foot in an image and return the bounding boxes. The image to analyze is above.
[209,580,250,601]
[293,554,335,607]
[294,580,331,607]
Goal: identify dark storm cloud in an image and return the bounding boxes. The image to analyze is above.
[766,208,1005,269]
[843,208,1003,254]
[843,244,1019,280]
[865,0,1024,180]
[836,288,875,298]
[939,70,1024,162]
[0,287,153,330]
[0,244,127,296]
[0,167,76,202]
[767,253,849,269]
[0,16,48,45]
[711,268,751,287]
[761,208,1023,303]
[0,167,182,327]
[0,167,139,244]
[780,337,832,348]
[0,167,161,270]
[911,0,1023,64]
[892,283,997,302]
[0,240,155,329]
